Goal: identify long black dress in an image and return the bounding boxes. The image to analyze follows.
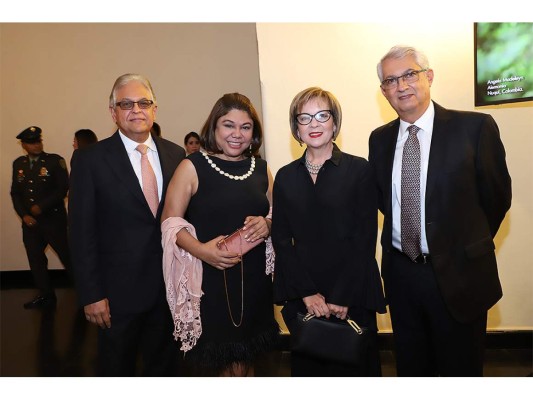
[184,151,278,374]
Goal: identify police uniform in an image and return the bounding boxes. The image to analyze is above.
[10,126,71,308]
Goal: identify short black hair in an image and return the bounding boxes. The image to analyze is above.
[74,129,98,148]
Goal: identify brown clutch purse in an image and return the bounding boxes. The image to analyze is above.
[216,226,264,255]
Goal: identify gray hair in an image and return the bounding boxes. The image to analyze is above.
[377,46,430,82]
[108,73,156,108]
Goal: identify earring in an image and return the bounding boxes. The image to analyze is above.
[296,131,303,147]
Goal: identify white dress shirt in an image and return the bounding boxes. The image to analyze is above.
[391,101,435,254]
[118,131,163,201]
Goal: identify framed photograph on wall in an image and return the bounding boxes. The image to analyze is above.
[474,22,533,106]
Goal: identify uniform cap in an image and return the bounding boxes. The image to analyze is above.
[16,126,42,143]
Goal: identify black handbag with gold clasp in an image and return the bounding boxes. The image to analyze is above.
[291,312,370,366]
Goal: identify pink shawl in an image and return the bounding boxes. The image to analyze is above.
[161,217,203,352]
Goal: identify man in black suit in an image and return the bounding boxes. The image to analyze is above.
[11,126,71,309]
[68,74,185,376]
[368,46,511,376]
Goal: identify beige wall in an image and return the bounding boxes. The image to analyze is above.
[2,22,531,332]
[0,23,262,270]
[257,23,533,331]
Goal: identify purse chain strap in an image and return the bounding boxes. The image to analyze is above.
[221,230,244,327]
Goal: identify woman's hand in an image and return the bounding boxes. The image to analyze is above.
[198,236,242,270]
[327,303,349,320]
[303,293,331,318]
[242,215,270,242]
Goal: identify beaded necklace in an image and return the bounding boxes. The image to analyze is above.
[201,151,255,180]
[305,153,324,175]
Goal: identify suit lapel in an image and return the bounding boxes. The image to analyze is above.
[104,131,150,211]
[154,136,180,216]
[154,137,174,187]
[384,120,400,216]
[426,103,452,203]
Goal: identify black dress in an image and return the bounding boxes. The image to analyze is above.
[272,144,386,376]
[184,151,278,374]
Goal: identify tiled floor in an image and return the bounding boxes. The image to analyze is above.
[1,283,531,378]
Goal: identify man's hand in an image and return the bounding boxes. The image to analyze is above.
[22,215,38,227]
[30,205,42,216]
[84,298,111,329]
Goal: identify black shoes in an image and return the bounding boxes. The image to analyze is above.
[23,294,57,309]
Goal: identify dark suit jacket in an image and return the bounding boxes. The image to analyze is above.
[68,131,185,314]
[11,152,69,220]
[368,102,512,323]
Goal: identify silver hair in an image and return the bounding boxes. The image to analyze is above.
[108,73,157,108]
[376,46,430,82]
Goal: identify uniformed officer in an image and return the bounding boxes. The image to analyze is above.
[10,126,71,309]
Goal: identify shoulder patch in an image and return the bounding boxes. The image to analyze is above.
[59,158,67,169]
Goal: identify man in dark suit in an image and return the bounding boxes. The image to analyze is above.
[68,74,186,376]
[368,46,512,376]
[11,126,71,309]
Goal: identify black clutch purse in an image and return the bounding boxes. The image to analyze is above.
[291,312,370,366]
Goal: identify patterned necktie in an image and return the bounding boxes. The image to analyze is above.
[136,144,159,217]
[401,125,421,261]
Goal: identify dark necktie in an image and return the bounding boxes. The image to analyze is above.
[136,144,159,217]
[401,125,421,261]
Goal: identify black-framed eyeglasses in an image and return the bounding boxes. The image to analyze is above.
[296,110,332,125]
[115,99,154,110]
[380,69,428,90]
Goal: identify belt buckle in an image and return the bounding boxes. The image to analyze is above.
[416,254,429,264]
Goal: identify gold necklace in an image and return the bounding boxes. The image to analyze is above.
[201,151,255,180]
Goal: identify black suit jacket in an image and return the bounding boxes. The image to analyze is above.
[368,102,512,323]
[11,152,69,220]
[68,131,185,313]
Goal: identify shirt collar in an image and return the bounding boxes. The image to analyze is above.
[298,143,342,168]
[399,100,435,139]
[329,143,342,166]
[118,130,158,155]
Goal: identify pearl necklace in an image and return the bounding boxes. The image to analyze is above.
[305,153,324,175]
[201,151,255,180]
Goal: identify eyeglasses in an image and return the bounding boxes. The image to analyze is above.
[115,99,154,110]
[296,110,332,125]
[380,69,428,90]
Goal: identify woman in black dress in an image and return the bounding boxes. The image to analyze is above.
[272,87,387,376]
[162,93,278,376]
